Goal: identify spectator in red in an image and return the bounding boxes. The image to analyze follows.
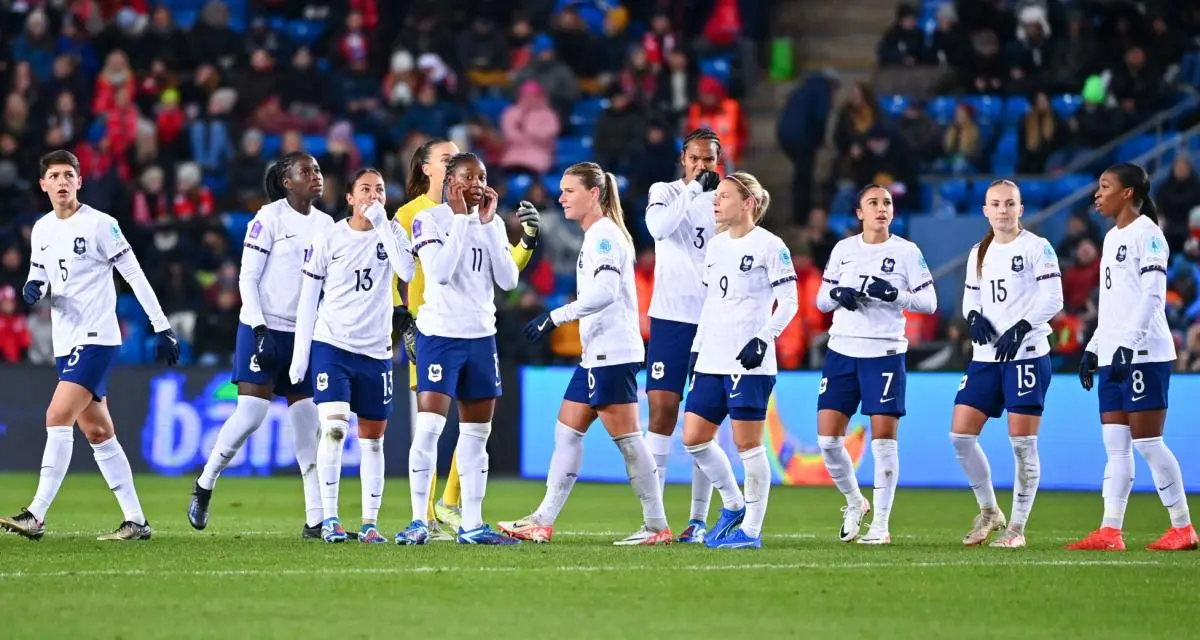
[172,162,215,222]
[100,86,139,173]
[155,88,186,150]
[0,285,30,363]
[499,80,561,177]
[642,13,677,68]
[701,0,742,50]
[132,165,172,227]
[335,11,372,70]
[619,46,658,106]
[686,75,744,166]
[1062,238,1101,314]
[92,50,136,113]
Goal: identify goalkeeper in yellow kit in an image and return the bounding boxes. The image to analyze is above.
[393,138,539,539]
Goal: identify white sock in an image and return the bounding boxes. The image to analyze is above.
[28,426,73,522]
[951,433,997,510]
[613,432,668,531]
[1010,436,1040,529]
[1133,437,1192,528]
[819,435,865,506]
[1101,424,1133,530]
[456,422,492,531]
[740,446,771,537]
[360,437,384,523]
[689,461,715,522]
[288,398,322,527]
[92,437,145,525]
[685,440,744,512]
[317,419,348,520]
[533,422,584,525]
[198,396,270,490]
[408,412,445,523]
[870,439,898,529]
[644,431,671,497]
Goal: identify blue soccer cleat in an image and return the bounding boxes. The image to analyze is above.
[708,527,762,549]
[321,517,348,543]
[358,524,386,544]
[705,507,746,547]
[678,519,707,544]
[458,524,521,545]
[395,519,430,546]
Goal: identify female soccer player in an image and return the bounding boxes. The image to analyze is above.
[1068,163,1196,551]
[499,162,671,546]
[682,171,798,549]
[396,152,521,546]
[395,138,541,539]
[952,180,1063,549]
[0,149,180,541]
[290,168,416,543]
[816,184,936,545]
[643,127,730,543]
[187,152,333,538]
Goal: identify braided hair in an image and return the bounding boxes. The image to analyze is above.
[682,126,722,154]
[441,152,484,202]
[263,151,312,202]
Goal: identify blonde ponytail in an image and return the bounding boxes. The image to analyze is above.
[564,162,635,247]
[721,171,771,231]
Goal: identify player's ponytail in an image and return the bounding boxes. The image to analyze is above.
[564,162,634,247]
[724,171,770,225]
[977,179,1022,277]
[1107,162,1159,223]
[406,137,450,201]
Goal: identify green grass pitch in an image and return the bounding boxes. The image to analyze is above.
[0,474,1197,639]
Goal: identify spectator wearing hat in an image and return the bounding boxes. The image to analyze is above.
[500,80,561,177]
[512,34,580,123]
[686,74,744,167]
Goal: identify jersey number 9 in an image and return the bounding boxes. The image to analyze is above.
[719,275,729,298]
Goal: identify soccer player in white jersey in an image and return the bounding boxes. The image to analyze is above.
[1068,163,1197,551]
[396,152,521,546]
[951,180,1063,549]
[500,162,672,546]
[289,168,416,543]
[0,150,180,541]
[682,171,798,549]
[642,127,731,543]
[187,152,334,538]
[815,184,937,545]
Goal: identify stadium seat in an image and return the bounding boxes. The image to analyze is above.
[555,136,593,168]
[991,129,1018,175]
[1181,52,1200,87]
[505,174,533,206]
[285,20,326,47]
[827,213,858,236]
[118,323,146,364]
[1050,94,1082,119]
[223,211,254,245]
[699,56,733,89]
[116,293,141,321]
[936,178,968,212]
[1003,96,1030,126]
[1049,173,1093,203]
[301,135,328,158]
[568,99,607,131]
[918,182,934,211]
[1018,179,1049,208]
[1115,134,1163,164]
[471,96,510,127]
[354,134,376,165]
[880,94,909,119]
[541,173,562,198]
[961,94,1002,126]
[927,96,957,125]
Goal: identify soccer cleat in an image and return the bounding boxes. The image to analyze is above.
[839,498,871,542]
[704,507,746,547]
[1065,527,1125,551]
[498,516,554,543]
[427,519,455,542]
[677,519,707,544]
[97,520,152,541]
[708,527,762,549]
[395,520,431,546]
[0,509,45,541]
[302,523,322,539]
[856,523,891,545]
[188,482,212,530]
[358,524,387,544]
[434,500,463,531]
[962,508,1007,546]
[321,517,348,543]
[458,524,521,545]
[989,526,1026,549]
[1146,524,1199,551]
[613,525,673,546]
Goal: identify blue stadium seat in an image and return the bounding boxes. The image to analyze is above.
[1049,173,1094,202]
[880,94,909,118]
[1115,134,1162,164]
[354,134,376,165]
[173,10,199,29]
[541,173,562,198]
[568,99,607,130]
[118,323,146,364]
[699,56,732,89]
[301,135,328,158]
[961,94,1002,126]
[471,96,510,127]
[262,133,281,158]
[505,174,533,206]
[1051,94,1082,119]
[937,178,968,211]
[918,182,935,211]
[555,136,593,168]
[1018,179,1049,208]
[827,213,858,236]
[1181,52,1200,87]
[927,96,958,125]
[223,211,254,245]
[991,129,1018,175]
[891,215,907,237]
[285,20,326,47]
[1003,96,1030,126]
[969,179,992,207]
[116,293,141,320]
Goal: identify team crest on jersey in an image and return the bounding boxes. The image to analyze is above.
[73,237,86,255]
[651,362,665,380]
[779,248,792,265]
[597,238,613,255]
[1116,245,1127,262]
[1149,236,1164,254]
[109,223,122,239]
[1011,256,1025,272]
[740,255,754,272]
[316,372,329,391]
[248,220,263,239]
[413,219,423,238]
[881,257,895,273]
[918,253,928,269]
[376,242,387,261]
[427,363,443,383]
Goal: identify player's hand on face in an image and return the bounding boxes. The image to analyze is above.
[448,182,468,215]
[695,170,721,192]
[362,200,388,228]
[1079,351,1098,391]
[22,280,44,305]
[479,187,500,224]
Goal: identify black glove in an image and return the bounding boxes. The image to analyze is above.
[865,276,898,302]
[737,337,768,370]
[517,200,540,249]
[695,170,721,192]
[687,351,699,385]
[830,287,864,311]
[157,328,180,366]
[393,306,417,362]
[992,319,1032,363]
[524,311,556,343]
[966,310,998,345]
[253,324,277,369]
[22,280,43,305]
[1108,346,1134,383]
[1079,351,1098,391]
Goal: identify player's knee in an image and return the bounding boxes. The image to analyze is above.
[732,432,762,453]
[683,440,712,455]
[817,434,844,451]
[318,402,351,440]
[358,420,386,440]
[647,398,680,435]
[459,421,492,440]
[79,422,113,444]
[235,395,272,425]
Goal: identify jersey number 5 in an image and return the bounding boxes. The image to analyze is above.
[59,258,69,282]
[355,268,374,291]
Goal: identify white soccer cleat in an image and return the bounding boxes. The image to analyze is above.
[613,525,673,546]
[989,526,1026,549]
[497,515,554,543]
[963,508,1007,546]
[856,523,891,545]
[839,498,870,542]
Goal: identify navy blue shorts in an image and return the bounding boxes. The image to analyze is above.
[1097,361,1171,414]
[563,363,640,407]
[415,331,502,401]
[646,318,699,394]
[685,372,776,424]
[55,345,119,401]
[232,323,314,397]
[954,355,1052,418]
[817,349,907,417]
[311,341,395,421]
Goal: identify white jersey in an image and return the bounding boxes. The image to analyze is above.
[305,219,414,359]
[29,205,166,357]
[693,227,798,376]
[645,180,717,324]
[412,204,519,339]
[239,198,334,332]
[1087,215,1176,366]
[550,217,644,368]
[817,234,937,358]
[963,230,1063,362]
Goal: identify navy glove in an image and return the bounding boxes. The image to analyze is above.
[393,306,417,362]
[687,351,699,385]
[157,328,180,366]
[737,337,768,370]
[22,280,44,305]
[830,287,864,311]
[993,319,1032,363]
[866,276,898,302]
[1108,346,1134,383]
[524,311,557,343]
[1079,351,1098,391]
[253,324,277,369]
[695,170,721,192]
[966,310,998,345]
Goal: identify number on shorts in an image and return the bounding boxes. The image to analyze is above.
[958,374,968,391]
[67,347,81,367]
[881,372,894,397]
[1132,369,1145,395]
[1017,364,1036,390]
[819,376,827,394]
[380,370,394,398]
[730,374,741,390]
[587,369,595,390]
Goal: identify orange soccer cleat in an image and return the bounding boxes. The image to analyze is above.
[1146,524,1199,551]
[1065,527,1126,551]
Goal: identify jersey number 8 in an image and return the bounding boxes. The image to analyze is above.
[1104,267,1111,290]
